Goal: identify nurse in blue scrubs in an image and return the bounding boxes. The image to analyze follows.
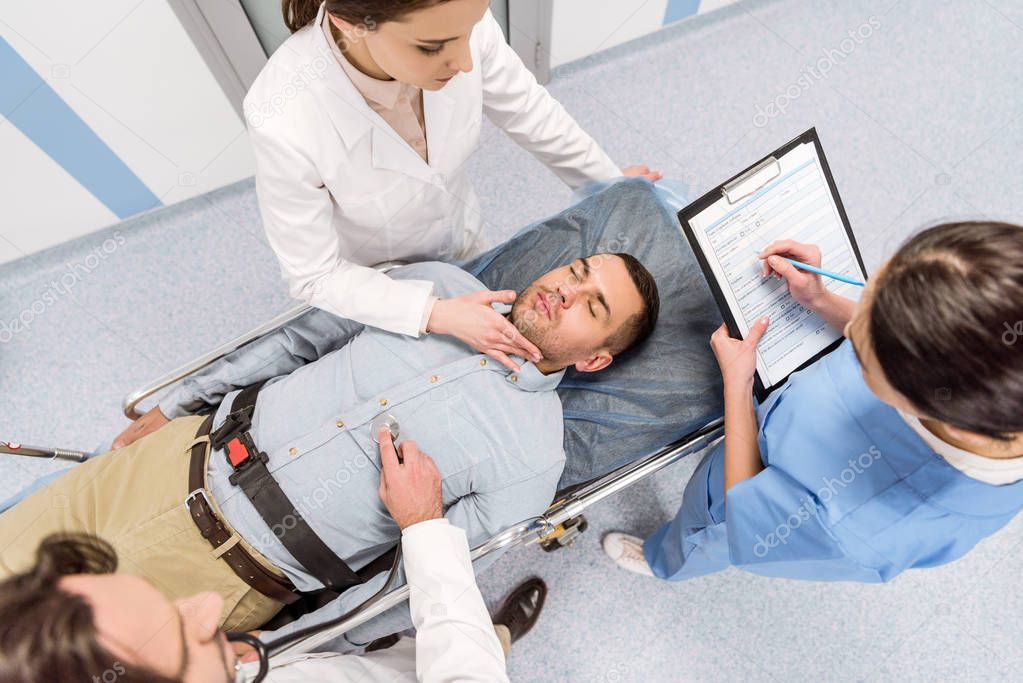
[604,221,1023,582]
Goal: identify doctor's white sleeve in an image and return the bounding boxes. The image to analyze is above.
[404,519,510,683]
[476,10,620,189]
[256,537,508,658]
[247,118,434,337]
[255,523,505,682]
[257,469,560,659]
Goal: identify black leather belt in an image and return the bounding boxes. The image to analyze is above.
[187,413,299,605]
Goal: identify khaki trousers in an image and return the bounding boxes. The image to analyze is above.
[0,415,284,631]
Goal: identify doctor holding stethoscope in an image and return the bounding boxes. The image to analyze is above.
[247,0,660,371]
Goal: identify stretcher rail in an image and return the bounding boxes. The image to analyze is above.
[122,303,311,419]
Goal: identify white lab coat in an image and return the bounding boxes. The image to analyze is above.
[261,519,509,682]
[243,3,620,337]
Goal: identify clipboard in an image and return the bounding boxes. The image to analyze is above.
[677,128,868,402]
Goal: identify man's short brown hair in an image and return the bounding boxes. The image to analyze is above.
[0,534,181,683]
[602,253,660,355]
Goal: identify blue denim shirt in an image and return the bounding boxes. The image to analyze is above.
[158,263,566,642]
[200,262,566,598]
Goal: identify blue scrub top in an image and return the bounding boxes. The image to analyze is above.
[647,339,1023,583]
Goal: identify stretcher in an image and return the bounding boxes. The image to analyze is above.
[4,179,728,666]
[117,301,722,656]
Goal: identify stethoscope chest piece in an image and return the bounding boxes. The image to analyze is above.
[371,414,400,443]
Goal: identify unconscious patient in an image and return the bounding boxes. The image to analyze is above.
[0,253,659,644]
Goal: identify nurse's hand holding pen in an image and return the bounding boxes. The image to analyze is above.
[710,237,862,497]
[759,239,857,333]
[711,241,833,496]
[427,290,542,373]
[758,240,827,307]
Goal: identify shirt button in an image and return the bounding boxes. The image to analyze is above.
[432,173,445,185]
[510,375,518,382]
[336,420,344,428]
[380,399,388,407]
[289,447,297,456]
[430,375,438,383]
[479,359,487,366]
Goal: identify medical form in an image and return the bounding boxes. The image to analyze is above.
[678,129,868,400]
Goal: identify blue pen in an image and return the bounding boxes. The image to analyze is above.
[780,257,865,287]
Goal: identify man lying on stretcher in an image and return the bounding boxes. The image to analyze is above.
[0,253,658,649]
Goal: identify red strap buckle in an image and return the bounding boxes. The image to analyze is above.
[226,438,250,468]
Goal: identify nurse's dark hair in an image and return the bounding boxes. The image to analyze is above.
[283,0,453,32]
[0,534,181,683]
[869,221,1023,440]
[603,253,660,355]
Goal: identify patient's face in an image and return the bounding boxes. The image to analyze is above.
[510,254,643,371]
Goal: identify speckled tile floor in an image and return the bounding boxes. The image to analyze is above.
[2,0,1023,680]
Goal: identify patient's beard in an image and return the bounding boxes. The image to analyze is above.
[509,286,573,368]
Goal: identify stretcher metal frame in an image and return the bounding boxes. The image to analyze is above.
[119,270,724,661]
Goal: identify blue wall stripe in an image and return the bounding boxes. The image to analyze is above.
[663,0,702,25]
[0,37,161,219]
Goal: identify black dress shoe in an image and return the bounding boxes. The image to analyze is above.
[364,633,401,652]
[492,577,547,643]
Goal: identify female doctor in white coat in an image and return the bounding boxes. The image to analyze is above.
[110,1,657,451]
[248,0,659,371]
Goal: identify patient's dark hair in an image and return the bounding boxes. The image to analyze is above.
[0,534,180,683]
[869,221,1023,440]
[283,0,453,32]
[603,253,660,355]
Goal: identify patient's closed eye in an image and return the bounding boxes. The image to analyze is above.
[570,259,590,284]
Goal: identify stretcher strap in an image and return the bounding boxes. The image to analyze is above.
[219,384,365,593]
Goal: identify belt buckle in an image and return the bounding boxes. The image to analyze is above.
[225,436,253,469]
[184,488,213,513]
[210,406,254,451]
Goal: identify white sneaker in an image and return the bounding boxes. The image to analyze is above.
[602,532,654,577]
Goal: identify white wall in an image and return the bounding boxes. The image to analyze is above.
[0,0,254,264]
[548,0,740,68]
[0,1,739,265]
